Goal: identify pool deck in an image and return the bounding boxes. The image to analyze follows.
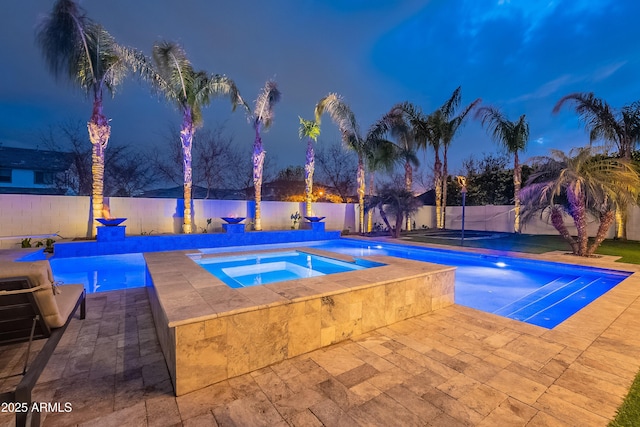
[1,241,640,426]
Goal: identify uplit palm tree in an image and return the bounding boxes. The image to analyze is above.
[553,93,640,239]
[315,94,370,233]
[251,80,281,231]
[298,117,320,218]
[520,147,640,256]
[151,41,243,233]
[475,107,529,233]
[438,88,481,229]
[369,106,419,230]
[36,0,134,236]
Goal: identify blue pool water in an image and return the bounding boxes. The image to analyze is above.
[47,239,632,328]
[50,253,146,294]
[192,250,384,288]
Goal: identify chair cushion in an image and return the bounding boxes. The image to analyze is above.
[0,261,84,328]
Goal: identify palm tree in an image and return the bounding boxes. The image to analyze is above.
[368,106,420,230]
[374,185,423,238]
[438,88,481,229]
[251,80,281,231]
[298,117,320,218]
[36,0,134,236]
[364,138,397,232]
[151,41,243,233]
[389,102,437,227]
[315,94,371,233]
[520,147,640,256]
[475,106,529,233]
[553,93,640,239]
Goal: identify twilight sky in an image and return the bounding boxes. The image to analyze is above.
[2,0,639,185]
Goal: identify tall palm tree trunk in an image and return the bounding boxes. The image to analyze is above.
[587,210,615,256]
[615,142,633,240]
[253,126,265,231]
[304,140,314,218]
[434,154,443,229]
[87,96,110,237]
[357,156,366,233]
[441,150,449,230]
[404,161,413,231]
[513,153,522,233]
[180,110,195,234]
[367,172,375,232]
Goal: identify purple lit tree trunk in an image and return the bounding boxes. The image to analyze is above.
[550,206,579,254]
[587,210,615,256]
[304,139,314,218]
[253,124,265,231]
[566,187,588,256]
[357,155,366,233]
[87,94,110,237]
[180,109,195,234]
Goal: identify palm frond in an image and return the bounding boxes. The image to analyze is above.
[369,108,411,147]
[36,0,93,83]
[476,106,529,154]
[367,139,399,173]
[253,80,281,129]
[442,97,482,145]
[315,93,360,141]
[219,79,247,113]
[553,92,623,148]
[90,24,130,94]
[299,117,320,141]
[152,41,194,104]
[438,86,462,119]
[392,102,433,149]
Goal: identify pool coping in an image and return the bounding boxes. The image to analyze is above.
[144,247,456,328]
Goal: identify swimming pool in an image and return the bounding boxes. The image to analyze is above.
[191,250,385,288]
[48,238,631,328]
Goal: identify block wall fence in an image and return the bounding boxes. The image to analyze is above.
[1,194,638,249]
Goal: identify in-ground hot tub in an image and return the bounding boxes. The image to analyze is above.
[191,250,385,288]
[145,247,455,395]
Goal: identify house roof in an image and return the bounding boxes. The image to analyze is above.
[0,146,73,172]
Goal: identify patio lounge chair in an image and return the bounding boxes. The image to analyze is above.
[0,260,86,427]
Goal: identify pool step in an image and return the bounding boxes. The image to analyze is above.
[496,275,619,328]
[493,275,578,316]
[522,276,620,327]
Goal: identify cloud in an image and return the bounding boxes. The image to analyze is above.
[511,75,575,102]
[590,61,627,82]
[511,61,629,103]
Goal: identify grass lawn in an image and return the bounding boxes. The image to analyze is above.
[400,230,640,426]
[402,231,640,262]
